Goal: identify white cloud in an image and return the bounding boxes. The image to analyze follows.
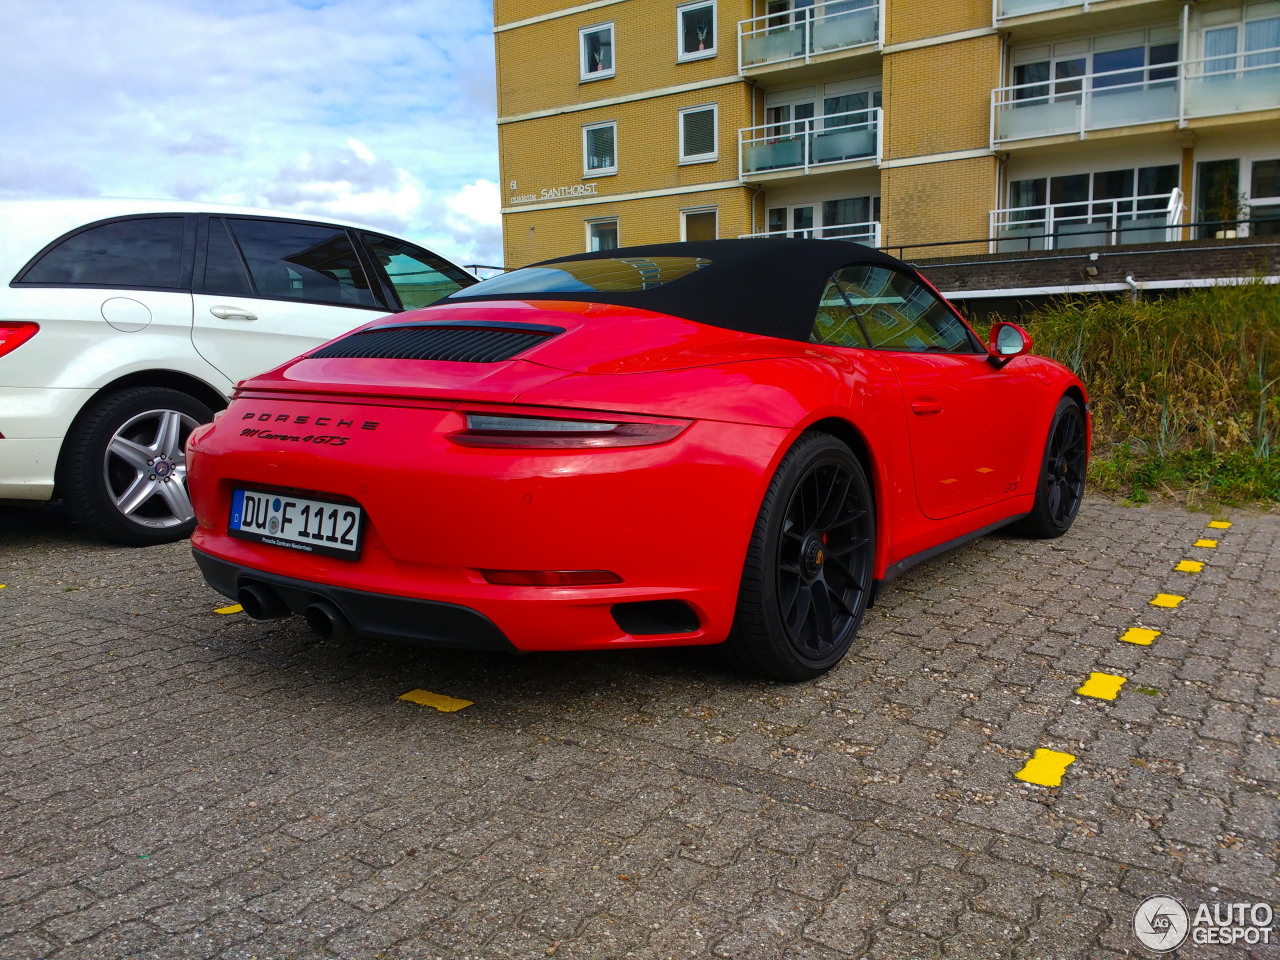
[0,0,503,265]
[448,180,501,227]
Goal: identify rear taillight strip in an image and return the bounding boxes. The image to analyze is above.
[449,413,689,449]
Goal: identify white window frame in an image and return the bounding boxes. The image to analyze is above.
[680,206,719,241]
[676,0,717,62]
[678,103,719,164]
[586,218,620,251]
[580,22,616,81]
[582,120,618,177]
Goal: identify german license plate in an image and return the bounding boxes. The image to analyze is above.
[229,489,363,559]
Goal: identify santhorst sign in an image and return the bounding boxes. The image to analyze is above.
[509,183,599,204]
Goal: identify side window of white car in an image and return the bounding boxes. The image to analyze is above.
[19,217,188,289]
[224,218,380,309]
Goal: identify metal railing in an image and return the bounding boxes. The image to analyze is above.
[989,189,1184,252]
[740,220,882,245]
[738,0,882,71]
[992,45,1280,144]
[739,107,882,179]
[1182,45,1280,120]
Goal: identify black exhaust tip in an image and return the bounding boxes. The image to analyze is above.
[304,600,352,641]
[611,600,700,636]
[237,582,290,620]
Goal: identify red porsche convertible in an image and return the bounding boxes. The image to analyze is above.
[187,240,1088,680]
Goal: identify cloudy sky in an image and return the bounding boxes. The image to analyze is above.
[0,0,503,267]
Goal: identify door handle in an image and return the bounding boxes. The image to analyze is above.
[911,399,943,415]
[210,305,258,321]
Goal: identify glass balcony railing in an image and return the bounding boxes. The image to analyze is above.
[740,221,882,246]
[739,108,882,178]
[1183,47,1280,119]
[990,189,1184,252]
[739,0,881,71]
[996,0,1085,20]
[992,47,1280,144]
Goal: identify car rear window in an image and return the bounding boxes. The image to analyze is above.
[20,217,187,288]
[448,256,710,299]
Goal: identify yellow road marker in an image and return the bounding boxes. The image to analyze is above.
[0,583,6,589]
[1194,539,1218,548]
[399,690,473,712]
[214,603,243,615]
[1015,749,1076,787]
[1077,672,1127,700]
[1150,593,1184,608]
[1175,559,1204,573]
[1121,627,1161,646]
[1207,520,1231,529]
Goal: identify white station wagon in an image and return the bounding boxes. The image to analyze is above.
[0,199,476,545]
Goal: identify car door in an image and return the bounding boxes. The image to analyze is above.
[830,264,1036,520]
[190,216,394,385]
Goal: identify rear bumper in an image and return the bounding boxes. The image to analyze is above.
[0,386,94,500]
[193,548,516,651]
[187,395,791,651]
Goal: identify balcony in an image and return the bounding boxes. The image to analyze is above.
[1183,48,1280,119]
[740,221,882,245]
[990,188,1184,252]
[992,47,1280,145]
[739,108,882,179]
[993,0,1163,23]
[738,0,881,73]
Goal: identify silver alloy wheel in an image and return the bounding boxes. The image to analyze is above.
[102,408,199,529]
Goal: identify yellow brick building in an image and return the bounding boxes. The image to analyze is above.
[494,0,1280,267]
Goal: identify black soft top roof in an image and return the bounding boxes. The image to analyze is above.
[444,239,911,343]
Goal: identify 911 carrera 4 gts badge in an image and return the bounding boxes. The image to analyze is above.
[236,411,380,446]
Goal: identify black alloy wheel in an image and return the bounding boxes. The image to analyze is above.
[1013,395,1088,539]
[724,433,875,681]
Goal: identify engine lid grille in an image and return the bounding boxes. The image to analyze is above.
[310,320,565,364]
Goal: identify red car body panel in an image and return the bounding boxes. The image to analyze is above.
[188,279,1088,654]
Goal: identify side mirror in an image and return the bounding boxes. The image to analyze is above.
[988,322,1032,367]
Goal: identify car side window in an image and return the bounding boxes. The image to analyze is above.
[202,218,253,296]
[832,265,978,353]
[810,277,869,348]
[362,234,474,309]
[19,217,187,289]
[225,218,379,308]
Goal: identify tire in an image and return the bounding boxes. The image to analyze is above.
[62,387,213,546]
[722,433,876,682]
[1010,395,1088,540]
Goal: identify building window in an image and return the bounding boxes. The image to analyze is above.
[1202,8,1280,77]
[580,23,615,80]
[677,0,716,61]
[682,208,718,241]
[678,104,717,163]
[1249,159,1280,237]
[583,121,617,176]
[1007,164,1180,245]
[587,219,619,251]
[1009,27,1179,102]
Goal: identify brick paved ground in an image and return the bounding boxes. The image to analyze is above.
[1,497,1277,959]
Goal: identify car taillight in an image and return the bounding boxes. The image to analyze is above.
[0,322,38,359]
[449,412,690,449]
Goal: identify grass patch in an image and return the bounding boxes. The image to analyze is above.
[980,282,1280,506]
